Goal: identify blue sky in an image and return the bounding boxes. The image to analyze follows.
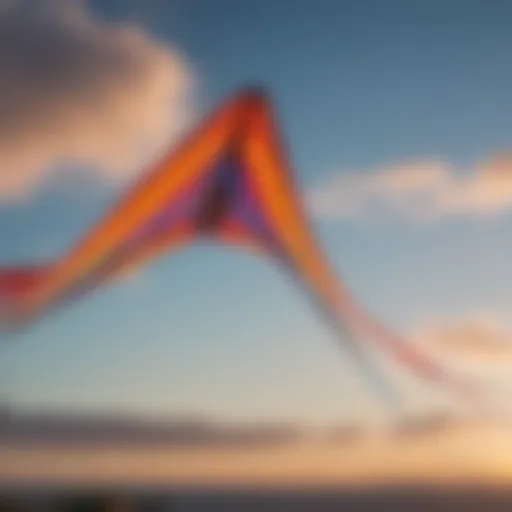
[2,0,512,425]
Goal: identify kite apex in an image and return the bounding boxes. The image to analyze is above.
[236,84,271,105]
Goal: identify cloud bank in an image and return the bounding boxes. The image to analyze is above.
[308,154,512,221]
[0,0,194,202]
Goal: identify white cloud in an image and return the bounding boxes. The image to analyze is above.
[308,154,512,221]
[0,0,194,202]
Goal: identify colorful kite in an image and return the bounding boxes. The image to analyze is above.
[0,87,478,400]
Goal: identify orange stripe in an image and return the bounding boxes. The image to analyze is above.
[244,99,342,308]
[103,225,195,284]
[24,92,256,316]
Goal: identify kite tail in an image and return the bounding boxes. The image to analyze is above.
[312,293,401,406]
[278,261,400,404]
[332,286,484,402]
[335,327,402,407]
[0,266,48,328]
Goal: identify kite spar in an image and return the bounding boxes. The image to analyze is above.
[0,87,479,401]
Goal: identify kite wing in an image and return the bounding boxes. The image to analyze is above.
[0,87,478,400]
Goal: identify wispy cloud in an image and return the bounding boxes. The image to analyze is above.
[0,0,194,202]
[308,154,512,221]
[412,313,512,363]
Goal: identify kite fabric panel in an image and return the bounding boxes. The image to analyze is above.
[0,87,480,401]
